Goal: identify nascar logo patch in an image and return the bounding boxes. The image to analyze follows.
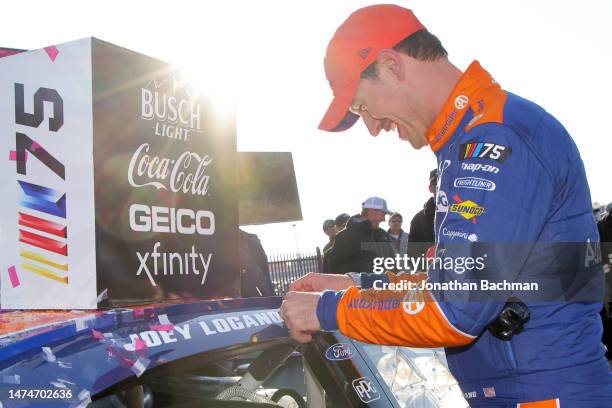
[459,142,511,162]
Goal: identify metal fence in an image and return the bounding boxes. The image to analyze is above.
[268,249,322,296]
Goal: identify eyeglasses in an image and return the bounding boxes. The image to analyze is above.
[389,219,402,223]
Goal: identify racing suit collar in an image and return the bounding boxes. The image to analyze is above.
[426,60,502,152]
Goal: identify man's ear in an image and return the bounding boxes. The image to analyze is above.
[376,49,405,81]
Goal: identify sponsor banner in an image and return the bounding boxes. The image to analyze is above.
[0,38,239,309]
[91,38,238,306]
[0,39,97,309]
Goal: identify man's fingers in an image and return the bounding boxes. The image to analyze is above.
[289,273,315,292]
[279,300,287,321]
[289,329,313,343]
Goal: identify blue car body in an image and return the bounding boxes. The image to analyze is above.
[0,297,286,407]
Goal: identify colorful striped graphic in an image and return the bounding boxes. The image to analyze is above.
[18,180,66,218]
[11,81,71,299]
[20,250,68,271]
[19,229,68,256]
[21,262,68,284]
[18,212,67,238]
[463,143,482,159]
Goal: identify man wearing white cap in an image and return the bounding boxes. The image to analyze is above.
[326,196,395,274]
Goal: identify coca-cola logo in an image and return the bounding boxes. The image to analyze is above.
[127,143,213,197]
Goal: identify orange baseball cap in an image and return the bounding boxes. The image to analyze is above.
[318,5,425,132]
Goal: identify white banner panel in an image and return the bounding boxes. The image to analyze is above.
[0,38,97,309]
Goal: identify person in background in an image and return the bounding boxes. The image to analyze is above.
[388,212,409,256]
[408,169,437,245]
[321,219,338,273]
[597,205,612,358]
[335,212,351,232]
[239,229,274,297]
[327,196,396,274]
[322,219,338,253]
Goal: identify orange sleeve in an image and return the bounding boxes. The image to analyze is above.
[336,273,476,347]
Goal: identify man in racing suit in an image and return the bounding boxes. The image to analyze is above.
[280,4,612,407]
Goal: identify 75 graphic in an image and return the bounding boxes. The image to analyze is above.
[13,83,69,284]
[459,142,511,162]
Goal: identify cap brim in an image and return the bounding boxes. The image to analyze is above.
[318,80,360,132]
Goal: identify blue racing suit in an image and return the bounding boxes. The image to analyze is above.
[317,61,612,407]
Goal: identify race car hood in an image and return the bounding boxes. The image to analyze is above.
[0,297,286,407]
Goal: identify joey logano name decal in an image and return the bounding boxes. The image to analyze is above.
[459,142,511,162]
[122,310,282,351]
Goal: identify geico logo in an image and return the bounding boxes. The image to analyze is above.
[450,204,484,215]
[129,204,215,235]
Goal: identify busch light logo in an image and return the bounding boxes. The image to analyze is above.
[325,343,353,361]
[352,377,380,403]
[140,75,202,142]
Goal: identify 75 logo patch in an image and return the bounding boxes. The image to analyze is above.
[459,142,511,162]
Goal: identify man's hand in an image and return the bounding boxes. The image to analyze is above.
[289,272,354,292]
[280,291,322,343]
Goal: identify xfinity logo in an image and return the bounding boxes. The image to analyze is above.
[136,242,212,286]
[325,343,353,361]
[352,377,380,403]
[454,177,496,191]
